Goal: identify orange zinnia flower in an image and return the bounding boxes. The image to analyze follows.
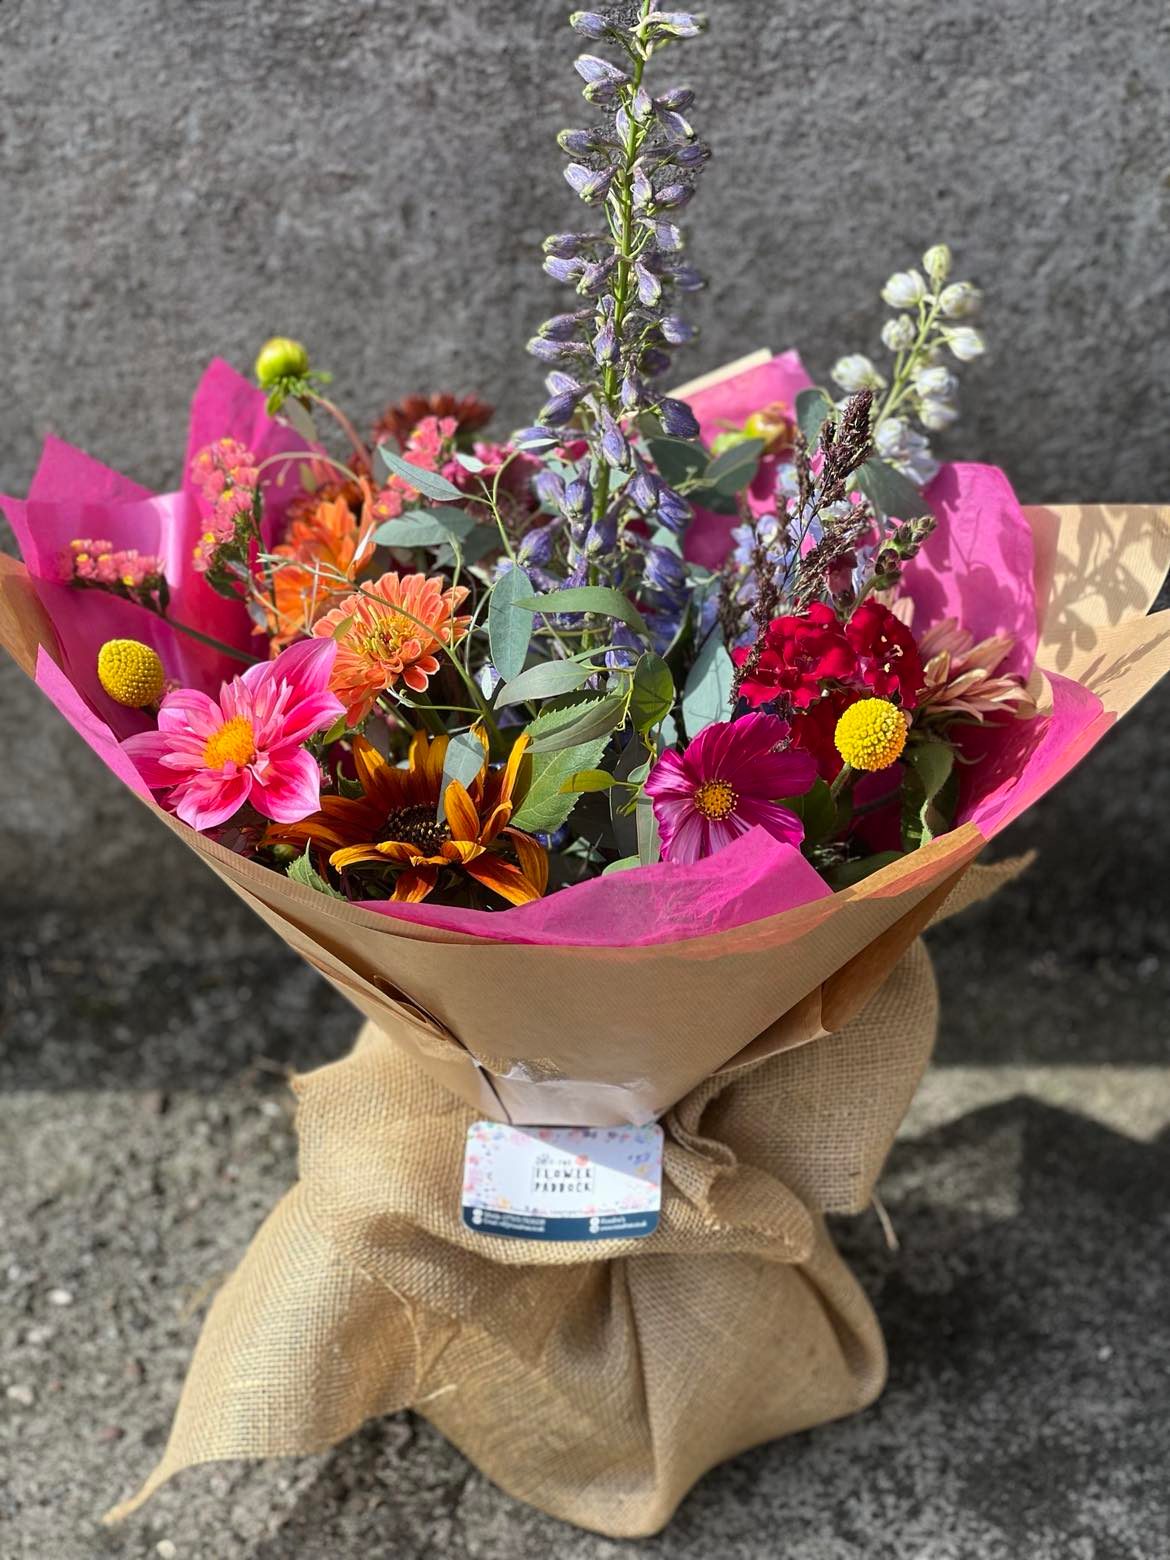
[264,486,377,651]
[267,728,547,906]
[312,571,471,725]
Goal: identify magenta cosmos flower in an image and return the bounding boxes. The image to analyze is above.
[121,638,345,831]
[644,712,817,864]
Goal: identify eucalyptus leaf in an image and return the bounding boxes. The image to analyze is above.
[855,458,929,520]
[646,435,706,488]
[682,630,734,737]
[286,847,346,900]
[795,387,834,446]
[373,507,476,548]
[515,586,649,638]
[629,652,675,734]
[686,483,738,516]
[376,446,464,503]
[495,658,598,708]
[703,436,765,497]
[511,737,610,834]
[488,564,534,682]
[282,397,319,445]
[438,730,486,822]
[454,451,487,473]
[635,792,661,865]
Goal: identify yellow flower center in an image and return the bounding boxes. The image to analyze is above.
[358,611,417,662]
[202,715,257,770]
[96,639,166,708]
[693,778,737,820]
[834,698,908,771]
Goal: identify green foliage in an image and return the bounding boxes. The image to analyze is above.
[372,508,475,548]
[512,736,611,834]
[376,446,464,503]
[682,630,734,737]
[629,652,675,735]
[795,387,833,446]
[855,458,929,521]
[645,436,707,488]
[286,847,346,900]
[487,564,534,681]
[515,586,650,639]
[823,850,905,889]
[496,658,600,708]
[901,742,958,849]
[439,731,486,820]
[524,691,628,753]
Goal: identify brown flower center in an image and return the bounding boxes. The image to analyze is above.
[385,803,451,855]
[693,778,737,821]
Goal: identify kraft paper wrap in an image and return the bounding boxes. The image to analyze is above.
[4,430,1169,1531]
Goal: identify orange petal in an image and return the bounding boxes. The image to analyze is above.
[440,839,485,864]
[330,843,390,871]
[444,780,481,842]
[391,867,438,903]
[465,853,545,907]
[505,828,549,898]
[480,800,512,844]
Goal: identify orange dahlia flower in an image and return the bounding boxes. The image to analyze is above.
[267,727,547,906]
[264,487,377,651]
[312,571,471,725]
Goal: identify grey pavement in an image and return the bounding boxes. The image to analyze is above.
[3,0,1170,1554]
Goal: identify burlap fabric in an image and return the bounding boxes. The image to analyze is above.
[106,935,948,1537]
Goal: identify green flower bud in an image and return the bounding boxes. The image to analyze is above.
[255,337,310,389]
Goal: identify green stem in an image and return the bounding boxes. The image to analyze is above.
[829,763,855,803]
[307,391,370,467]
[164,614,260,666]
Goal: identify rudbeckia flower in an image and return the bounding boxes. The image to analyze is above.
[120,638,344,831]
[644,713,816,864]
[312,571,471,725]
[267,727,548,906]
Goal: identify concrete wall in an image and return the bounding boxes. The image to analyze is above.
[1,0,1167,910]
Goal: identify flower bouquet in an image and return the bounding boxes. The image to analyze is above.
[3,3,1169,1540]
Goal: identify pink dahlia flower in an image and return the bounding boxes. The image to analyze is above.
[121,638,344,831]
[644,713,817,864]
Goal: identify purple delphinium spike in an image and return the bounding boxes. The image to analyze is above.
[524,2,711,638]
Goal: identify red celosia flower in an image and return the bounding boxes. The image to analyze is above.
[734,602,856,709]
[844,601,925,707]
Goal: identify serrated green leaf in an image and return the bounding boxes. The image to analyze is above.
[515,586,648,639]
[511,737,610,833]
[682,630,734,736]
[559,768,618,794]
[526,691,627,752]
[629,652,675,734]
[703,436,765,497]
[795,387,834,446]
[487,564,534,682]
[376,446,464,502]
[495,658,600,709]
[855,458,929,520]
[373,507,475,548]
[286,847,346,900]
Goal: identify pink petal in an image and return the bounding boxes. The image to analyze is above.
[734,797,805,848]
[169,768,252,831]
[643,748,693,803]
[659,808,710,864]
[249,745,324,824]
[120,729,194,789]
[260,688,345,750]
[157,687,221,737]
[741,749,817,801]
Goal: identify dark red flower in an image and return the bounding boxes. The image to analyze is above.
[788,688,858,777]
[734,602,855,709]
[372,393,494,451]
[844,601,925,707]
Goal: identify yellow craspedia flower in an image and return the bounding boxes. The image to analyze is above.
[97,639,165,708]
[834,697,908,771]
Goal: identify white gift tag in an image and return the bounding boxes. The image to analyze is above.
[461,1121,663,1242]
